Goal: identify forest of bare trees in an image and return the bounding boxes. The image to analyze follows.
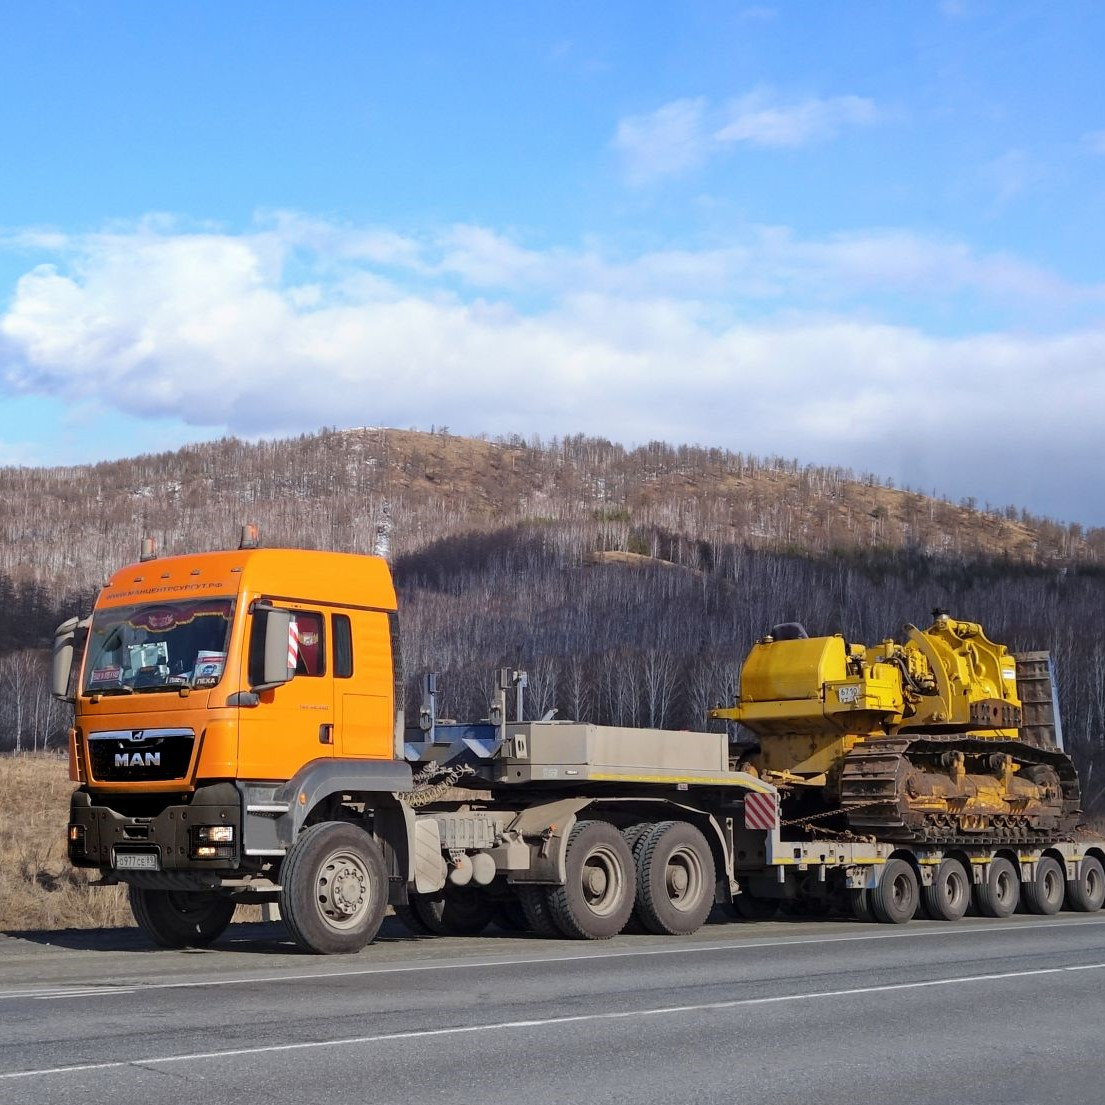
[1,427,1103,811]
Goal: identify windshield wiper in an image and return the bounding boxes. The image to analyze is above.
[92,685,136,696]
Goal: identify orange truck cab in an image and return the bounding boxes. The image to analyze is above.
[55,540,414,952]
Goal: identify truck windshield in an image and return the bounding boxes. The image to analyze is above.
[83,599,235,694]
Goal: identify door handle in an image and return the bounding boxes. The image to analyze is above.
[319,723,333,745]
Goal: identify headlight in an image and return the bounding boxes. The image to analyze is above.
[195,825,235,843]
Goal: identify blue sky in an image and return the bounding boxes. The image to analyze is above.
[1,2,1104,524]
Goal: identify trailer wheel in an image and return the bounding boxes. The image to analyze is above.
[870,859,918,924]
[547,821,636,939]
[634,821,714,936]
[279,822,387,954]
[973,856,1019,918]
[1067,856,1105,912]
[516,885,563,937]
[921,859,970,922]
[848,888,874,923]
[621,823,655,934]
[1023,857,1065,915]
[128,887,235,948]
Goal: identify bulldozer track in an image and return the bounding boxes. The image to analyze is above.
[839,735,1082,846]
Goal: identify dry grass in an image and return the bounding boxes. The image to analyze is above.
[0,753,130,930]
[0,754,264,932]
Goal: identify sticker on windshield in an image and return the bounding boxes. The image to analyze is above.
[90,666,123,684]
[195,651,226,679]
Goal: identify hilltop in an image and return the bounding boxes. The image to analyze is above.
[0,427,1099,603]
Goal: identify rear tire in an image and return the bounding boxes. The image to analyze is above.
[921,859,970,922]
[634,821,715,936]
[279,822,388,954]
[1023,856,1065,916]
[547,821,635,939]
[870,859,918,924]
[621,823,655,934]
[1067,856,1105,912]
[973,857,1019,918]
[129,887,235,949]
[492,898,529,932]
[517,885,563,937]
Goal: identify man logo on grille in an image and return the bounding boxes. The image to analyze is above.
[114,751,161,768]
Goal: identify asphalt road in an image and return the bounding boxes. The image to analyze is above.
[2,912,1104,1105]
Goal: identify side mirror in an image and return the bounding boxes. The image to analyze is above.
[52,616,88,701]
[252,606,294,691]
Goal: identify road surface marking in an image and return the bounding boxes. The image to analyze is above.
[2,914,1104,1003]
[3,960,1104,1080]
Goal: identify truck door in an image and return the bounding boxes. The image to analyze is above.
[237,606,335,779]
[332,610,395,760]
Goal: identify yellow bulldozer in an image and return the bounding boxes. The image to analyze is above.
[710,610,1080,843]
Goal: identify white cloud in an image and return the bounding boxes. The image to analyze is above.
[713,90,879,148]
[614,89,881,183]
[1,216,1104,523]
[613,98,709,186]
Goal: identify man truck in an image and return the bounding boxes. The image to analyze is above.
[53,534,1105,953]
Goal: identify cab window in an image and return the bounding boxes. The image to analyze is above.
[333,614,353,679]
[291,611,325,676]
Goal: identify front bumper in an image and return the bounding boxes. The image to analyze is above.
[68,782,242,873]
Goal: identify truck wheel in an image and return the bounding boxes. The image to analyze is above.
[973,856,1019,918]
[921,859,970,921]
[870,859,918,924]
[517,885,563,937]
[621,823,655,934]
[635,821,715,936]
[128,886,235,948]
[1023,856,1065,915]
[547,821,635,939]
[1067,856,1105,912]
[279,822,387,954]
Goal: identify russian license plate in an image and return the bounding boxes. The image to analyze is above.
[113,851,160,871]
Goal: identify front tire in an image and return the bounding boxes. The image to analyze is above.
[129,886,235,949]
[279,822,387,954]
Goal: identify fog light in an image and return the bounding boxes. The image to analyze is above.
[194,845,218,858]
[67,824,86,859]
[68,825,83,842]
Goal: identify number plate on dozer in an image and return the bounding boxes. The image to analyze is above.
[113,851,160,871]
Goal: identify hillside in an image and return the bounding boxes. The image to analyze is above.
[0,428,1099,604]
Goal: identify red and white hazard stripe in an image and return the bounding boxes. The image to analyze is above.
[744,791,777,831]
[287,619,300,672]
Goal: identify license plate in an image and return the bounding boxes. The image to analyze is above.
[114,851,160,871]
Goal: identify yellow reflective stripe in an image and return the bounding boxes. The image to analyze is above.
[587,771,775,794]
